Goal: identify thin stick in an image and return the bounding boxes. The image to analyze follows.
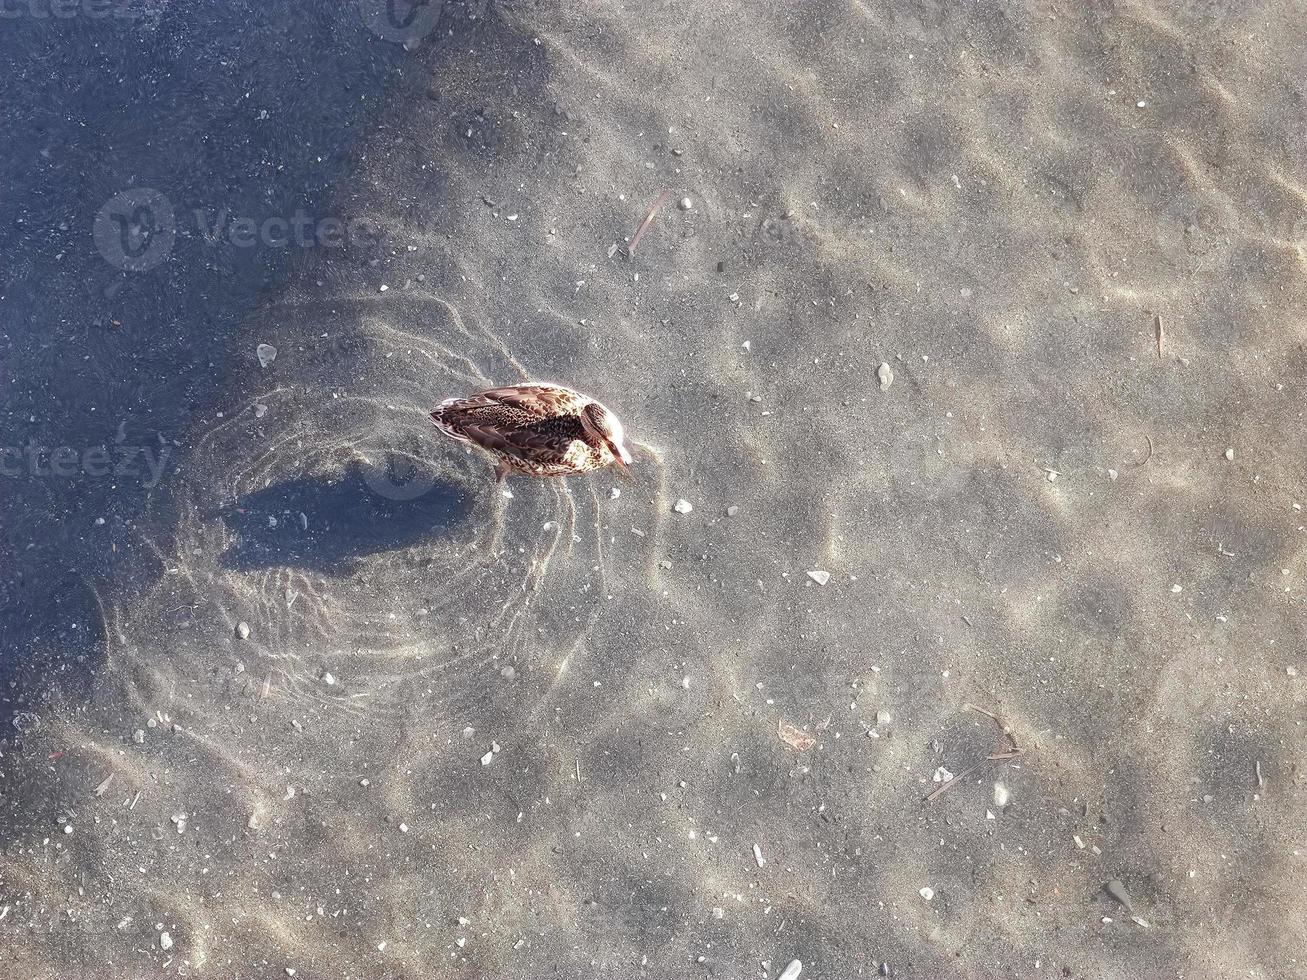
[1154,313,1164,359]
[923,762,982,802]
[625,190,671,256]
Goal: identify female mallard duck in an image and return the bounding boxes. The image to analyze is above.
[430,383,633,481]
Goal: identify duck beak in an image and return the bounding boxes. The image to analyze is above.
[610,441,633,477]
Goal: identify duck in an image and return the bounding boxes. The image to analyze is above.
[430,383,633,481]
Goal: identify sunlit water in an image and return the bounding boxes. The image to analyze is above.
[2,2,1306,978]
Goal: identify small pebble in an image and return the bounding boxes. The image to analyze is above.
[236,621,251,640]
[480,750,494,766]
[993,782,1010,807]
[609,487,621,500]
[779,961,803,980]
[1224,447,1234,461]
[753,843,766,867]
[875,710,891,726]
[806,570,831,585]
[673,499,693,514]
[678,196,693,210]
[726,505,740,517]
[256,343,277,369]
[1103,878,1135,913]
[919,887,934,901]
[877,362,894,390]
[160,932,173,951]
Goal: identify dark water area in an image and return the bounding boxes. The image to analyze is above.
[0,1,450,720]
[217,467,471,574]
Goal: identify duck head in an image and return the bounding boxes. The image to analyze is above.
[580,401,633,474]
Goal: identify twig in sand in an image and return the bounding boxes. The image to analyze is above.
[1154,312,1164,359]
[924,704,1024,803]
[923,762,983,803]
[624,190,671,256]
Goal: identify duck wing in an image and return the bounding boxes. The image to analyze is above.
[431,385,589,465]
[457,384,591,419]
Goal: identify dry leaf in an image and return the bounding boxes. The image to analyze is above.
[778,718,816,752]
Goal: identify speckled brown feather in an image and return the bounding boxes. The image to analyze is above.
[430,383,623,478]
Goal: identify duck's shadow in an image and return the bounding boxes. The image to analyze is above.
[216,461,474,575]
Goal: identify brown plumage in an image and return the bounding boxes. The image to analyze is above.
[430,383,633,481]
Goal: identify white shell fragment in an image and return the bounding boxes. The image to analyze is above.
[256,343,277,368]
[877,362,894,390]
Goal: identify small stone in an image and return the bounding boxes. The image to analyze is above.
[500,665,515,680]
[1108,468,1119,481]
[160,931,173,950]
[806,570,831,585]
[379,284,389,292]
[779,961,803,980]
[993,782,1011,807]
[678,196,693,210]
[753,843,766,867]
[480,750,494,766]
[132,729,145,744]
[256,343,277,369]
[919,886,934,901]
[932,767,954,784]
[321,672,336,686]
[875,710,891,726]
[877,362,894,390]
[1171,584,1183,594]
[1224,447,1234,461]
[254,404,268,419]
[673,499,693,514]
[726,505,740,517]
[236,621,251,640]
[1103,878,1135,913]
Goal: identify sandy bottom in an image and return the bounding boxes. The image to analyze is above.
[3,1,1307,978]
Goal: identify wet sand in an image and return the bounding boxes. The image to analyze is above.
[2,1,1306,978]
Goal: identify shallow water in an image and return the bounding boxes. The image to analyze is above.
[2,1,1306,977]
